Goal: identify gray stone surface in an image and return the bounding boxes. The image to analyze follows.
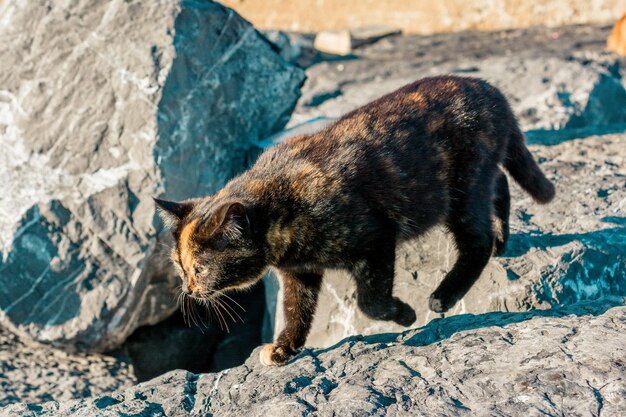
[4,301,625,416]
[288,25,626,131]
[0,327,135,407]
[0,0,304,352]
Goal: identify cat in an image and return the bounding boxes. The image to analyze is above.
[155,75,555,366]
[608,13,626,56]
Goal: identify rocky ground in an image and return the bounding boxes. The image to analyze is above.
[1,12,626,417]
[5,300,625,416]
[0,328,135,407]
[287,24,626,129]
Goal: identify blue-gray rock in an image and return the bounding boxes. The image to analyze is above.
[3,301,624,416]
[0,0,304,352]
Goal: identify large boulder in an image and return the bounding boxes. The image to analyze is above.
[5,301,625,416]
[0,0,304,352]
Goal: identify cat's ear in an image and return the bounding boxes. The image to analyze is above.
[202,201,249,239]
[154,198,195,228]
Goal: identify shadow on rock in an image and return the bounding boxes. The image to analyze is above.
[296,298,623,363]
[401,299,623,347]
[113,281,266,382]
[502,217,625,307]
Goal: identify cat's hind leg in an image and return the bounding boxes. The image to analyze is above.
[492,169,510,256]
[352,240,416,327]
[429,170,495,313]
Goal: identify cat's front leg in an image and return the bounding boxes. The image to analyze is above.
[259,270,322,366]
[352,242,416,327]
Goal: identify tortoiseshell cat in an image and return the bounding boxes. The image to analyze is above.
[156,76,555,366]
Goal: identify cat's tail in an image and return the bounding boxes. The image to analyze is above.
[503,129,555,204]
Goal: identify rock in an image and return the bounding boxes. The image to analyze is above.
[313,30,352,56]
[288,25,626,131]
[0,0,305,352]
[0,282,266,408]
[0,327,135,408]
[5,301,625,416]
[607,14,626,56]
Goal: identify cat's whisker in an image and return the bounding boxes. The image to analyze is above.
[183,295,191,327]
[211,299,227,332]
[192,299,203,328]
[217,297,244,323]
[213,297,239,327]
[213,290,246,312]
[188,296,200,328]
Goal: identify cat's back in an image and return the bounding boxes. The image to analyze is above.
[260,76,510,171]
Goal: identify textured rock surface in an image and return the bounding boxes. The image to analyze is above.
[5,301,625,416]
[288,25,626,131]
[0,327,135,407]
[0,0,304,351]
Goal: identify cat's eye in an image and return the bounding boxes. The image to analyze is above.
[210,234,231,252]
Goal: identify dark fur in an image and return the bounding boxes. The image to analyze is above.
[156,76,555,365]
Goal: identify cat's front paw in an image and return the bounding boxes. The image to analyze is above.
[259,343,293,366]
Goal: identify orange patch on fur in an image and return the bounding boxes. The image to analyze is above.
[179,219,198,281]
[291,163,332,200]
[330,113,368,136]
[245,179,266,195]
[442,79,460,92]
[285,134,309,146]
[608,14,626,56]
[406,91,426,106]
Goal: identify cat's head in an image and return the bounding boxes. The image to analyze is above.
[154,197,266,299]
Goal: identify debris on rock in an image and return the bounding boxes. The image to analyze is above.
[313,25,401,55]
